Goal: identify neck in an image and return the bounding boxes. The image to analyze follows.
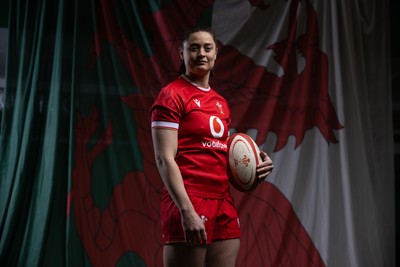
[184,73,209,88]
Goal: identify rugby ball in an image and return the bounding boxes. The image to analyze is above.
[227,133,261,192]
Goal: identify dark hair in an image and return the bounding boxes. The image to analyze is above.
[178,26,217,74]
[180,26,217,48]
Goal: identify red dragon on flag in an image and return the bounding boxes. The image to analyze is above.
[68,0,342,266]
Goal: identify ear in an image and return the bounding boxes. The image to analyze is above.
[179,47,184,60]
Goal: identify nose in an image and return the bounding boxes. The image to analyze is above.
[198,47,206,56]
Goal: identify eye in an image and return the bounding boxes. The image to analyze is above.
[189,45,200,52]
[204,46,213,52]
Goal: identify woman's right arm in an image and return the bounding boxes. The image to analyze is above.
[151,127,207,246]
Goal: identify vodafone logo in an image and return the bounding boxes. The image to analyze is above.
[201,140,227,149]
[209,116,224,138]
[200,116,227,149]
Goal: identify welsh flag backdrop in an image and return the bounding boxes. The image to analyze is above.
[0,0,394,266]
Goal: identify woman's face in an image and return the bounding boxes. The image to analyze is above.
[180,31,217,76]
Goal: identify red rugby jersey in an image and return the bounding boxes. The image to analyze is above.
[151,75,231,198]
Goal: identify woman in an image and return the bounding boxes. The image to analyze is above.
[150,26,274,267]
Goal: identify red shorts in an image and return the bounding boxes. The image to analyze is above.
[161,195,241,245]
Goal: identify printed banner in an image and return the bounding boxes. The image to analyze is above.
[0,0,394,266]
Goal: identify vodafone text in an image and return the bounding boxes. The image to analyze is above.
[201,140,227,149]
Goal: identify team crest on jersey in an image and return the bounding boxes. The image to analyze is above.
[216,101,225,115]
[194,99,201,107]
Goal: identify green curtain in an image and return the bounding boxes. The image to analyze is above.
[1,0,74,265]
[1,0,185,265]
[0,0,150,266]
[0,1,68,266]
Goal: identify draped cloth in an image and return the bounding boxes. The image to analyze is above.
[0,0,394,266]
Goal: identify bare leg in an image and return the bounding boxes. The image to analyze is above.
[205,238,240,267]
[164,244,207,267]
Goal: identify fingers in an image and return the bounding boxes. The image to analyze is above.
[185,228,207,246]
[259,151,272,164]
[256,151,274,180]
[201,229,207,245]
[182,213,208,247]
